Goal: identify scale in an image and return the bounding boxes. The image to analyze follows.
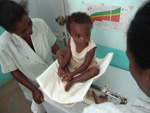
[83,84,127,105]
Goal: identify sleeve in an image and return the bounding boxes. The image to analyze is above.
[82,103,124,113]
[0,45,17,73]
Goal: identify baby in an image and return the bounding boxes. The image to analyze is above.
[58,12,100,91]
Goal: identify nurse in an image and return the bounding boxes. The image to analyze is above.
[83,1,150,113]
[0,0,62,113]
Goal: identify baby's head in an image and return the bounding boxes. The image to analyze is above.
[66,12,93,45]
[66,12,93,33]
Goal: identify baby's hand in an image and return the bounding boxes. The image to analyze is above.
[62,73,73,82]
[58,67,63,77]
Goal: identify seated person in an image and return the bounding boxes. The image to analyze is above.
[58,12,100,91]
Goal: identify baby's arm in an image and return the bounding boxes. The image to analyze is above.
[58,39,72,76]
[62,47,96,81]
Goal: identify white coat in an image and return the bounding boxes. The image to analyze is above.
[0,18,56,100]
[82,97,150,113]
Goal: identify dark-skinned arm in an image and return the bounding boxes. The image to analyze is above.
[52,42,60,55]
[11,69,43,104]
[59,39,72,69]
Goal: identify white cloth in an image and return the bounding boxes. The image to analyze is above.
[31,100,45,113]
[0,18,56,100]
[36,53,113,105]
[70,37,97,64]
[82,97,150,113]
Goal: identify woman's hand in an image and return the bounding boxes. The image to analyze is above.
[92,91,107,104]
[32,88,44,104]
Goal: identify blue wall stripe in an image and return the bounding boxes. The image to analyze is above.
[0,27,4,35]
[0,72,12,86]
[96,44,129,71]
[0,27,12,86]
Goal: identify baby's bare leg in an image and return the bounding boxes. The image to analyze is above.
[73,67,99,83]
[64,67,99,91]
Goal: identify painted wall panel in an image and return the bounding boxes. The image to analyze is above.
[96,44,129,71]
[0,27,12,86]
[0,72,12,86]
[0,27,4,35]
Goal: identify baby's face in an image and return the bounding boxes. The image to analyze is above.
[69,22,91,46]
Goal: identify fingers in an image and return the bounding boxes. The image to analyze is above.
[58,71,63,77]
[58,68,64,77]
[35,96,43,104]
[58,73,63,77]
[100,95,108,102]
[92,91,100,104]
[61,77,65,82]
[40,95,44,102]
[92,91,108,104]
[34,98,42,104]
[61,73,67,81]
[33,89,44,104]
[62,76,68,82]
[62,75,72,82]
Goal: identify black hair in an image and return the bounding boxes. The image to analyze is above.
[66,12,93,32]
[0,0,28,32]
[127,1,150,69]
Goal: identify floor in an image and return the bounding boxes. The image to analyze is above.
[0,78,32,113]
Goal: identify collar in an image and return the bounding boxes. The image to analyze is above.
[11,33,47,66]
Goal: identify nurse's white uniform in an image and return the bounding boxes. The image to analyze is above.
[82,97,150,113]
[0,18,56,112]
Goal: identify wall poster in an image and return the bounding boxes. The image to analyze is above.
[83,3,132,32]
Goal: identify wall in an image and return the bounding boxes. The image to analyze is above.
[0,27,12,86]
[68,0,141,70]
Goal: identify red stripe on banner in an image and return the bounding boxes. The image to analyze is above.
[111,15,120,22]
[91,16,110,22]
